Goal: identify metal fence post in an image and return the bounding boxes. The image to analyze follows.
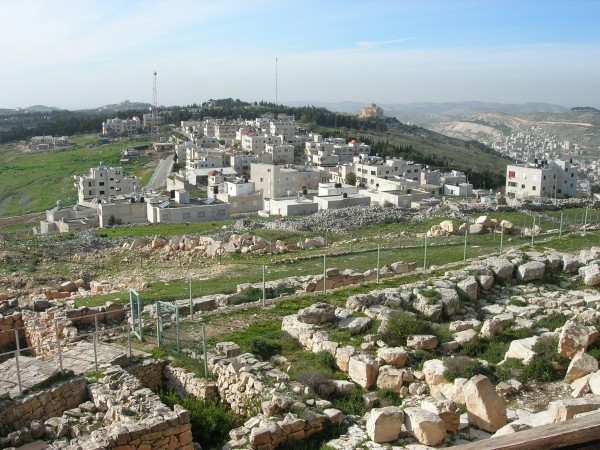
[93,314,99,371]
[376,245,380,284]
[175,307,180,354]
[189,277,193,321]
[201,320,209,378]
[262,264,266,307]
[531,216,536,246]
[15,329,22,396]
[559,210,564,239]
[157,302,162,348]
[584,206,589,236]
[463,229,468,262]
[423,233,428,270]
[127,323,132,359]
[55,320,64,374]
[323,254,327,292]
[500,226,504,254]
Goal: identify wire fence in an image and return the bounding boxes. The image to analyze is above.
[0,309,131,398]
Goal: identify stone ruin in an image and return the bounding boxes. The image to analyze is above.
[1,244,600,449]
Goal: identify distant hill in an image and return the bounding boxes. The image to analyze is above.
[284,100,569,116]
[24,105,63,112]
[83,100,152,114]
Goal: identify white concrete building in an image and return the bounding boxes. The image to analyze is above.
[242,134,283,154]
[216,179,263,216]
[74,166,140,204]
[251,163,323,200]
[146,191,230,223]
[265,143,295,165]
[355,156,422,187]
[505,158,578,199]
[266,197,318,217]
[102,117,142,136]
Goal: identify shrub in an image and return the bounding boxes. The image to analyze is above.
[250,337,282,360]
[296,370,334,397]
[330,387,367,416]
[522,336,569,382]
[376,388,403,407]
[462,337,509,365]
[443,356,494,382]
[159,391,241,449]
[496,358,526,382]
[420,288,442,305]
[383,312,432,347]
[507,298,528,307]
[536,312,569,331]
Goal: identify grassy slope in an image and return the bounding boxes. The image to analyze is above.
[0,135,154,218]
[318,123,512,175]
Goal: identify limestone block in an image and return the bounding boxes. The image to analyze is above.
[504,336,539,365]
[407,334,438,350]
[476,216,494,228]
[453,329,478,346]
[463,375,507,432]
[580,263,600,286]
[517,261,546,281]
[348,354,379,389]
[376,365,404,393]
[559,320,590,359]
[338,317,371,334]
[377,347,408,368]
[457,276,478,301]
[548,397,600,423]
[365,406,404,443]
[404,407,446,446]
[297,302,336,324]
[564,351,599,383]
[480,318,504,338]
[421,398,460,432]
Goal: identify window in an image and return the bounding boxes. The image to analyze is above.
[197,211,205,218]
[508,182,517,187]
[217,209,226,216]
[532,186,536,191]
[160,213,169,220]
[88,190,92,195]
[182,212,190,220]
[99,182,105,186]
[109,178,114,181]
[571,173,574,178]
[521,184,525,189]
[99,190,105,195]
[88,182,92,187]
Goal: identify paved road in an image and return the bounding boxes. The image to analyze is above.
[145,153,174,192]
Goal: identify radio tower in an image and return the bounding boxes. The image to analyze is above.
[275,57,278,106]
[151,71,159,142]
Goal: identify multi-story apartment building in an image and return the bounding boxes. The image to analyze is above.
[265,143,295,165]
[354,156,422,186]
[228,152,273,178]
[74,166,140,203]
[216,180,263,216]
[251,163,323,200]
[142,113,165,129]
[505,159,578,199]
[269,120,297,138]
[102,117,142,136]
[241,134,283,154]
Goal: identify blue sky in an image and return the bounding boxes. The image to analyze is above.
[1,0,599,109]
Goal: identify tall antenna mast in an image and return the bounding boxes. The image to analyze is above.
[275,57,278,106]
[152,71,158,141]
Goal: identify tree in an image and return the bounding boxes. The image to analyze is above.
[345,171,357,186]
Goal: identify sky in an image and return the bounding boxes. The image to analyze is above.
[1,0,599,110]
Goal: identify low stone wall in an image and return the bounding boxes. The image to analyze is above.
[163,364,218,400]
[126,358,164,391]
[0,376,87,436]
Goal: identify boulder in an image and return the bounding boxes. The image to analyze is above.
[376,365,404,393]
[563,254,582,273]
[476,216,494,228]
[564,351,599,383]
[463,375,507,432]
[440,288,461,317]
[480,318,504,338]
[487,257,515,281]
[404,407,447,446]
[407,335,438,350]
[440,220,456,234]
[348,354,379,389]
[504,336,539,365]
[479,274,495,290]
[548,397,600,423]
[517,261,546,281]
[559,320,590,359]
[469,223,486,235]
[377,347,408,368]
[421,398,460,432]
[579,264,600,286]
[365,407,404,443]
[457,277,478,302]
[297,302,336,324]
[338,317,371,334]
[500,220,518,235]
[453,329,478,346]
[151,236,167,249]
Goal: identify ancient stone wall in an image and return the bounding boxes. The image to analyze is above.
[126,358,164,391]
[163,364,218,400]
[0,377,87,436]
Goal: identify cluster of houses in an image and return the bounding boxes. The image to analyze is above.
[37,112,579,234]
[19,135,71,152]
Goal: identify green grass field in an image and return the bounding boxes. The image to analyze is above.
[0,135,154,218]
